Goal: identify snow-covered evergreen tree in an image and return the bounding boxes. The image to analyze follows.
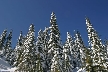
[3,30,13,65]
[43,27,49,55]
[85,47,94,72]
[85,17,107,71]
[35,29,46,72]
[16,24,36,72]
[0,29,7,56]
[51,48,63,72]
[74,31,86,69]
[62,32,73,72]
[16,31,24,47]
[104,39,108,69]
[48,12,63,72]
[43,27,49,51]
[43,27,50,71]
[13,31,25,67]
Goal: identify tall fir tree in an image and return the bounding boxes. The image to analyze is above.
[104,39,108,69]
[72,31,81,69]
[85,17,107,71]
[48,12,63,72]
[16,24,36,72]
[0,29,7,50]
[62,32,73,72]
[51,48,63,72]
[4,30,13,65]
[43,27,49,52]
[74,31,86,69]
[13,31,25,67]
[0,29,7,56]
[35,29,46,72]
[43,27,50,71]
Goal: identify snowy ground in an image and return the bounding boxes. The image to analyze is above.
[0,56,16,72]
[0,68,16,72]
[0,57,11,69]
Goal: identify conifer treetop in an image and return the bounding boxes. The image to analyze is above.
[29,24,35,32]
[85,17,94,31]
[37,29,44,42]
[50,12,57,25]
[75,31,84,44]
[85,17,91,24]
[20,31,22,35]
[16,31,23,46]
[49,12,60,37]
[0,29,7,40]
[3,29,7,34]
[67,32,72,40]
[85,17,97,46]
[66,32,74,45]
[0,29,7,50]
[7,30,12,40]
[43,27,49,32]
[38,29,43,35]
[85,17,103,46]
[18,31,23,40]
[26,24,35,39]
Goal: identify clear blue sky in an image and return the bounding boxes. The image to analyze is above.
[0,0,108,47]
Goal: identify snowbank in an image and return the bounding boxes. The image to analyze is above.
[0,56,16,72]
[77,68,86,72]
[0,67,16,72]
[0,57,11,70]
[72,67,86,72]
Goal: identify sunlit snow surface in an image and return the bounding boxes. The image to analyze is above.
[0,56,16,72]
[0,67,16,72]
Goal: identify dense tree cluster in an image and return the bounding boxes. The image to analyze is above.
[0,12,108,72]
